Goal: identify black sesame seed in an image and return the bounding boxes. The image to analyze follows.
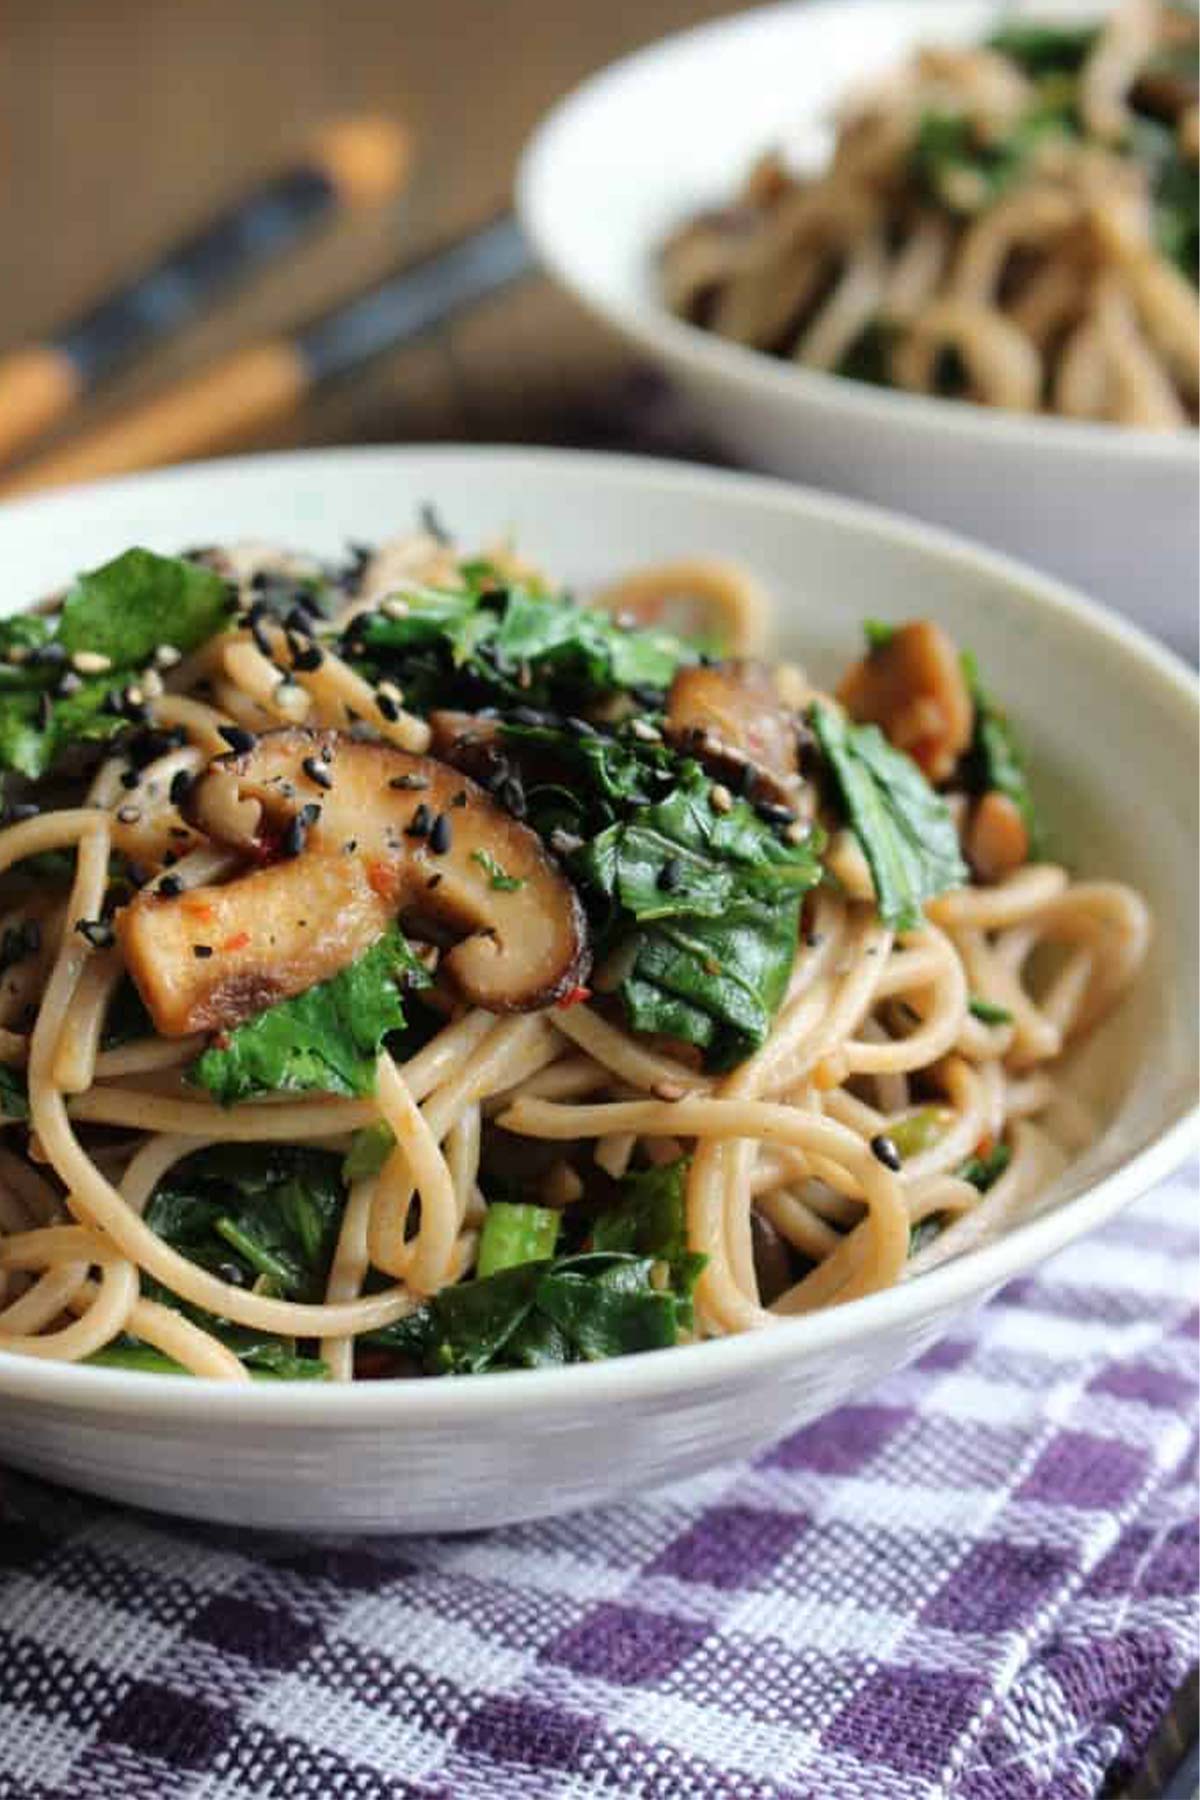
[284,606,315,638]
[158,874,182,898]
[290,642,324,673]
[426,872,443,890]
[407,803,432,839]
[390,772,428,791]
[119,767,140,790]
[302,755,333,790]
[33,642,67,667]
[76,918,115,949]
[755,800,797,828]
[376,690,400,723]
[870,1133,902,1172]
[193,943,214,959]
[450,790,468,808]
[429,813,452,855]
[217,725,256,755]
[169,769,193,807]
[657,856,685,893]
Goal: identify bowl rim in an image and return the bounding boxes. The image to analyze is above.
[0,441,1194,1424]
[517,0,1198,470]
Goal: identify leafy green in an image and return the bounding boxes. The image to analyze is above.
[837,319,896,387]
[959,1142,1013,1192]
[811,701,967,931]
[986,20,1099,75]
[132,1144,349,1378]
[56,548,233,666]
[572,757,823,1066]
[911,104,1074,214]
[960,651,1042,850]
[0,1064,28,1121]
[343,1121,396,1184]
[343,568,699,714]
[0,548,235,779]
[590,1158,704,1321]
[368,1251,688,1375]
[86,1339,329,1379]
[888,1106,954,1160]
[471,848,525,892]
[969,996,1014,1026]
[190,924,430,1106]
[476,1201,561,1277]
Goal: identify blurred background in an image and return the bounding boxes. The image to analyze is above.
[0,0,748,461]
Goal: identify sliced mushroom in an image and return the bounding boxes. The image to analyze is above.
[665,660,804,808]
[121,727,589,1034]
[836,620,973,784]
[116,852,396,1037]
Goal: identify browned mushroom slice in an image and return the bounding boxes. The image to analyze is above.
[836,620,973,784]
[665,660,803,807]
[182,728,589,1017]
[116,853,395,1037]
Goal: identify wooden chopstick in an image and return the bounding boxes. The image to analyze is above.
[0,215,533,497]
[0,117,411,469]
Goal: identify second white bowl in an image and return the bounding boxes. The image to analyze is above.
[518,0,1200,655]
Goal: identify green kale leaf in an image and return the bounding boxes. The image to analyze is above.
[111,1143,354,1378]
[343,568,698,714]
[811,700,967,931]
[590,1157,704,1322]
[190,924,430,1106]
[960,651,1042,850]
[367,1250,688,1374]
[0,548,235,779]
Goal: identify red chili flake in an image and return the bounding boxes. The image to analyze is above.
[556,984,592,1009]
[222,931,251,953]
[366,858,400,900]
[976,1132,996,1159]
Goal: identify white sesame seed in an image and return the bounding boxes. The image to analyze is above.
[710,784,734,814]
[72,650,112,675]
[381,596,409,620]
[630,719,662,743]
[154,645,181,669]
[125,685,145,707]
[140,670,165,699]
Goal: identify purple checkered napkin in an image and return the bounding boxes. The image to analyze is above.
[1,1162,1195,1800]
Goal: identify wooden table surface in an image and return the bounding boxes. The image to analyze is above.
[1,0,752,466]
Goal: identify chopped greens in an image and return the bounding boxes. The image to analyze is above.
[811,701,967,931]
[0,1064,29,1121]
[887,1106,955,1160]
[366,1158,703,1374]
[121,1144,351,1378]
[342,1121,396,1184]
[190,924,429,1106]
[57,548,233,667]
[986,20,1099,75]
[590,1157,704,1318]
[476,1201,561,1277]
[573,754,822,1066]
[960,651,1042,850]
[959,1142,1013,1192]
[368,1252,686,1374]
[471,847,525,891]
[342,567,699,715]
[0,548,235,779]
[969,996,1014,1026]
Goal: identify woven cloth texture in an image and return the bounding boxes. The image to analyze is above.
[0,1160,1195,1800]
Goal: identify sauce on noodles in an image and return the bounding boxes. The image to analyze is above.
[0,530,1149,1380]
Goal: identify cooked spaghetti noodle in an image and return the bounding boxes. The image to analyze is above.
[0,528,1149,1380]
[661,2,1198,425]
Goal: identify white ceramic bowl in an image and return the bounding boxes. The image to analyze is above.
[0,446,1194,1533]
[518,0,1200,656]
